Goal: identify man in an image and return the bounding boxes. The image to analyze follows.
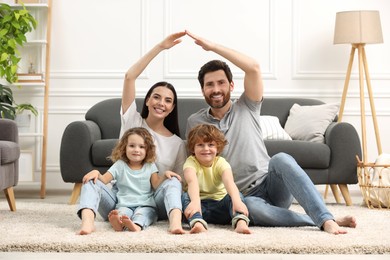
[185,30,356,234]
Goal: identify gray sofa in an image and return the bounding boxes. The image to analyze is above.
[0,118,20,211]
[60,98,361,205]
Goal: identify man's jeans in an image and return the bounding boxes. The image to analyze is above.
[245,153,334,228]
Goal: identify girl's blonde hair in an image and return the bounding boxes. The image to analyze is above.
[187,124,228,155]
[110,127,156,164]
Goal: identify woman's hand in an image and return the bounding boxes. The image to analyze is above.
[159,31,186,50]
[82,170,99,184]
[164,170,182,182]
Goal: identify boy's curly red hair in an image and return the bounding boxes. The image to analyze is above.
[187,124,228,155]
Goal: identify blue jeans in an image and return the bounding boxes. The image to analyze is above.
[245,153,334,228]
[182,192,245,226]
[117,206,157,230]
[154,177,183,220]
[77,177,182,221]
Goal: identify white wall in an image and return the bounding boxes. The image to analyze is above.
[14,0,390,192]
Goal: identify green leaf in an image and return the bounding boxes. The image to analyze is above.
[10,65,17,75]
[14,12,20,21]
[7,38,16,49]
[11,55,21,64]
[11,20,21,29]
[2,14,12,23]
[16,103,38,116]
[0,53,8,62]
[19,10,28,16]
[0,29,8,37]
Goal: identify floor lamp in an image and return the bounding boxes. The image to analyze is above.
[325,10,384,205]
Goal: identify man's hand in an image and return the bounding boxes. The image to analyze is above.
[185,30,216,51]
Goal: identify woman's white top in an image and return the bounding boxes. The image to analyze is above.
[120,101,187,176]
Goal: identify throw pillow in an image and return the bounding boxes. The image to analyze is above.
[260,115,292,140]
[284,103,340,143]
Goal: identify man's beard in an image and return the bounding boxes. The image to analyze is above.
[205,92,230,109]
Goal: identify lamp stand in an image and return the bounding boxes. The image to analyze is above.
[339,43,382,159]
[325,43,382,206]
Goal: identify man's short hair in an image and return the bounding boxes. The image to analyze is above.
[198,60,233,88]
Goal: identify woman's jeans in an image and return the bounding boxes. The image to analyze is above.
[245,153,334,228]
[182,192,246,227]
[77,177,182,221]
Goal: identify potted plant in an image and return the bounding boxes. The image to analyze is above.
[0,83,38,120]
[0,2,38,120]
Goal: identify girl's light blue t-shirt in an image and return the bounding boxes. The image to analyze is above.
[108,160,157,208]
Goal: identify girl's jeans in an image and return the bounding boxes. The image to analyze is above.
[245,153,334,228]
[116,206,157,230]
[77,177,182,221]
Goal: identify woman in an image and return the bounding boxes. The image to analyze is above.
[77,31,187,235]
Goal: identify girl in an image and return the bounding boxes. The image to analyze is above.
[82,127,180,232]
[182,124,251,234]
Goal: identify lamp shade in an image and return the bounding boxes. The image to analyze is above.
[334,10,383,44]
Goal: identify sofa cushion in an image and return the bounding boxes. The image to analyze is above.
[91,139,117,166]
[0,141,20,164]
[284,103,339,143]
[265,140,330,168]
[260,116,292,140]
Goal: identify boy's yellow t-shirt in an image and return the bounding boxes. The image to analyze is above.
[183,155,231,201]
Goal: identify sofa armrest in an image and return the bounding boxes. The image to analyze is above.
[324,122,362,184]
[60,120,102,183]
[0,118,18,143]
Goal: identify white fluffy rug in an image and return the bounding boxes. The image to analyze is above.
[1,201,390,254]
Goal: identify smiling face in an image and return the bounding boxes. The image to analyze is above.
[202,70,233,109]
[193,139,218,167]
[145,86,175,119]
[125,133,147,168]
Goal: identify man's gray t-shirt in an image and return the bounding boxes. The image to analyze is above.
[186,93,270,195]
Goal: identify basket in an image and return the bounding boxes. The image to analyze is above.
[357,156,390,209]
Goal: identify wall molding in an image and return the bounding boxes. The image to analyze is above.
[291,0,390,80]
[162,0,277,80]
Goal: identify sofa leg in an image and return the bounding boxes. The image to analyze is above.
[338,184,353,206]
[330,184,342,203]
[324,185,330,199]
[69,183,82,205]
[4,187,16,211]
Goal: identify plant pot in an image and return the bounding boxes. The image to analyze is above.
[15,113,31,133]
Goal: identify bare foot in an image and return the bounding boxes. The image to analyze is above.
[168,209,186,234]
[234,219,252,234]
[190,222,207,234]
[108,210,123,231]
[169,226,186,234]
[122,215,141,232]
[323,220,348,235]
[77,208,96,235]
[336,215,357,228]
